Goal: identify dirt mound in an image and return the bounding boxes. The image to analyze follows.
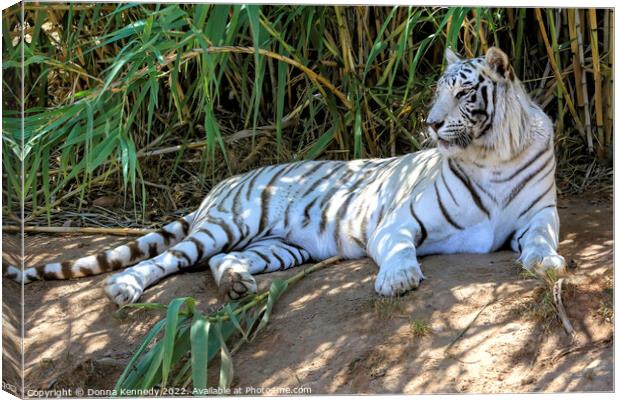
[2,196,613,394]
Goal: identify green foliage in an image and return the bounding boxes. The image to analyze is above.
[114,256,338,392]
[2,6,613,221]
[115,279,288,392]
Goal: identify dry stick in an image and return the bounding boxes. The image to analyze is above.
[574,10,593,153]
[2,225,154,236]
[588,9,605,158]
[534,9,584,135]
[552,278,575,336]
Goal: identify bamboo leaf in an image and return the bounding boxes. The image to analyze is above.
[161,297,195,387]
[190,316,210,391]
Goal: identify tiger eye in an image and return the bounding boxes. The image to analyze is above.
[455,90,468,99]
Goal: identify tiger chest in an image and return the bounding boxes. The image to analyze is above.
[417,221,497,256]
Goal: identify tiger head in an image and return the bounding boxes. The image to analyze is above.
[426,47,552,162]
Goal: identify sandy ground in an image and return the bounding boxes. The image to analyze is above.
[1,196,613,395]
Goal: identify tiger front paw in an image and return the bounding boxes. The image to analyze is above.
[518,246,566,278]
[3,265,25,283]
[104,272,144,306]
[218,268,258,301]
[374,261,425,296]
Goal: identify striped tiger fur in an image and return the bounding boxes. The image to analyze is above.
[4,47,566,306]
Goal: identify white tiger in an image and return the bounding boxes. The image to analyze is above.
[5,47,566,306]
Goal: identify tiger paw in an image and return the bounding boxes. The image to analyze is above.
[218,268,257,301]
[518,247,566,278]
[3,265,25,283]
[104,272,144,306]
[374,262,425,297]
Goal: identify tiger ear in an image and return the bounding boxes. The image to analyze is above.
[445,47,461,65]
[485,47,514,80]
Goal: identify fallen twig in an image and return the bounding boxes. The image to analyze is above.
[2,225,155,236]
[552,278,575,336]
[444,299,494,356]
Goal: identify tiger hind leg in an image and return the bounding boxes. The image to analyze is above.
[4,213,195,284]
[104,219,239,305]
[209,238,311,301]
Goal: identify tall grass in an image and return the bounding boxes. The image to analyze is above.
[2,5,614,223]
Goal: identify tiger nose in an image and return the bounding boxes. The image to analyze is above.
[427,119,444,132]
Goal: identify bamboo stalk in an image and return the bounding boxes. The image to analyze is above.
[463,17,474,58]
[547,10,564,135]
[534,9,584,135]
[604,10,614,149]
[2,225,155,236]
[286,256,342,286]
[507,8,515,29]
[356,6,365,76]
[471,9,488,53]
[515,9,526,75]
[588,9,605,158]
[574,10,593,152]
[567,10,584,107]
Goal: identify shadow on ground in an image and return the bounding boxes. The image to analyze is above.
[1,196,613,394]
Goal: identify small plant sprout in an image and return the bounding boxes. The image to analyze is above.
[409,318,431,337]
